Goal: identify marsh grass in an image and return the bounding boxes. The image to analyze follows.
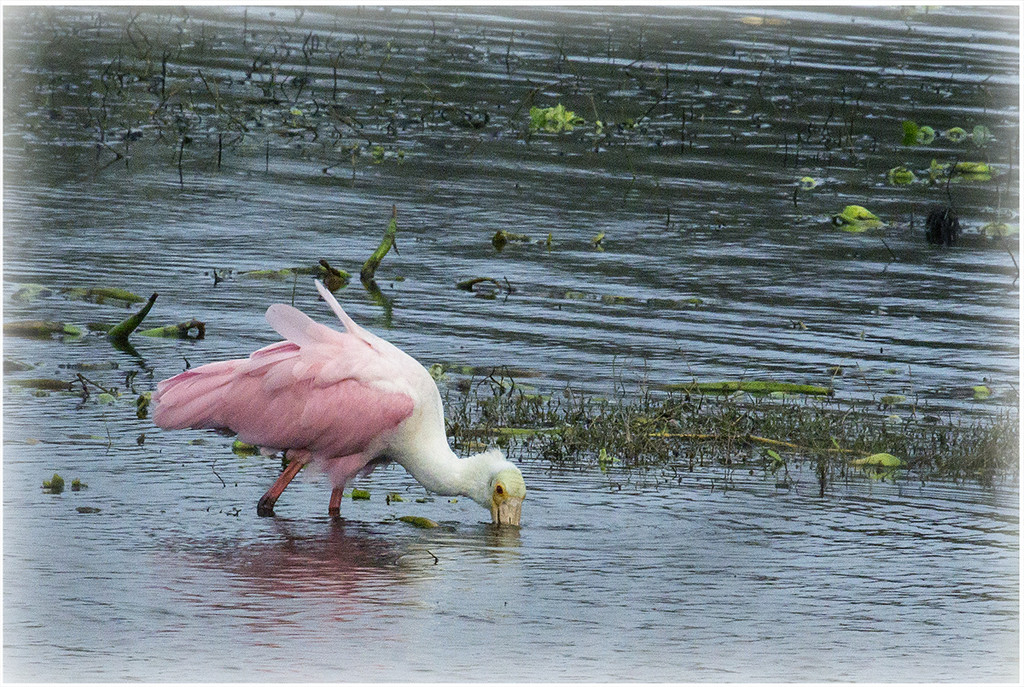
[446,373,1019,490]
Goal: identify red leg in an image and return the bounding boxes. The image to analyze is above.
[328,487,344,517]
[257,459,304,517]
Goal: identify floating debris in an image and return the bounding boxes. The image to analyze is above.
[76,506,101,514]
[386,492,405,504]
[351,489,371,500]
[71,478,87,491]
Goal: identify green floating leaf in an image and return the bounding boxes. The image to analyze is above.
[887,166,916,186]
[8,378,74,391]
[971,125,992,146]
[529,104,584,133]
[351,489,371,500]
[139,320,206,340]
[916,125,936,145]
[943,127,968,143]
[972,385,991,401]
[831,205,885,232]
[232,440,259,456]
[850,452,904,468]
[4,320,82,339]
[981,222,1017,238]
[597,447,619,473]
[798,176,817,190]
[398,515,439,529]
[901,120,920,146]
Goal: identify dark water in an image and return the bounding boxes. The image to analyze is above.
[3,5,1019,681]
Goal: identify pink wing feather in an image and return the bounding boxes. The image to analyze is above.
[153,284,416,484]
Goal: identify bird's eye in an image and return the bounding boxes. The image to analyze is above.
[495,484,504,496]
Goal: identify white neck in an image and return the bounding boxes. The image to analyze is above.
[395,436,501,507]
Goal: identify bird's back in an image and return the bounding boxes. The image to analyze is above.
[153,287,421,462]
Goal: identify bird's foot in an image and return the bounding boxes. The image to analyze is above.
[256,496,277,517]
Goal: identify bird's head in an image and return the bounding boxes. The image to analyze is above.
[467,448,526,526]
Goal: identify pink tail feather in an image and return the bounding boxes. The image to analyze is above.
[152,361,241,431]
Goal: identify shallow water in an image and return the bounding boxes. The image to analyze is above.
[2,5,1019,681]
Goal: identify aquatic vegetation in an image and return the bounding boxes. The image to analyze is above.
[664,380,832,396]
[529,104,583,133]
[106,293,157,345]
[886,166,916,185]
[831,205,885,232]
[398,515,439,528]
[444,375,1018,487]
[943,127,968,143]
[8,378,74,391]
[318,260,350,292]
[139,320,206,340]
[4,320,82,339]
[136,392,151,419]
[981,222,1018,238]
[491,230,531,251]
[850,452,903,467]
[43,473,65,494]
[232,440,259,456]
[351,489,371,500]
[62,287,146,306]
[798,176,817,190]
[929,159,993,182]
[71,478,88,491]
[361,206,398,283]
[903,121,992,147]
[456,277,504,298]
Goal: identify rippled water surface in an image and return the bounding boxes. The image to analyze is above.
[3,5,1019,681]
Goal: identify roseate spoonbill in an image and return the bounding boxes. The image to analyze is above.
[152,281,525,526]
